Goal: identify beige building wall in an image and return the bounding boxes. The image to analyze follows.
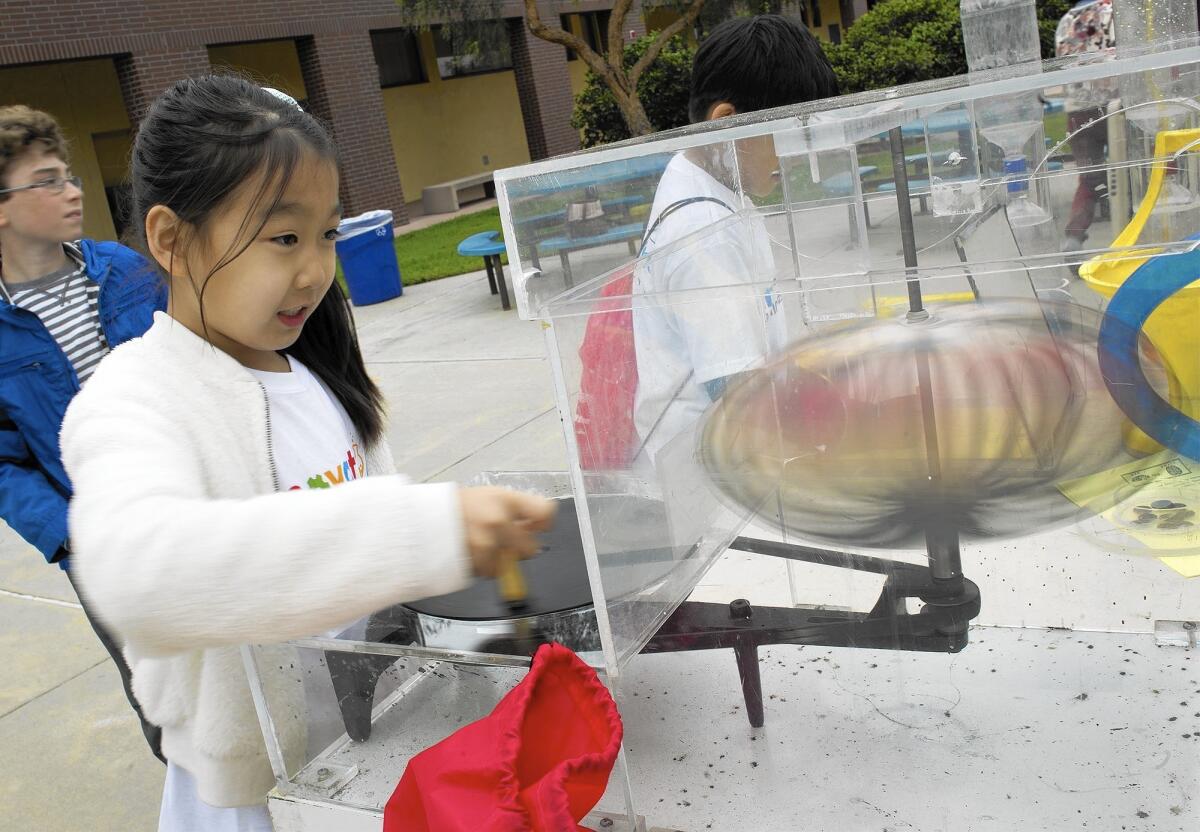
[0,58,131,240]
[379,31,530,204]
[208,40,309,102]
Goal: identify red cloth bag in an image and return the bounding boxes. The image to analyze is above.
[573,268,639,471]
[383,643,624,832]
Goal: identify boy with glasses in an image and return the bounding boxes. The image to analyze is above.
[0,104,164,760]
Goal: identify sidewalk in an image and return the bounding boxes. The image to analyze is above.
[0,267,563,831]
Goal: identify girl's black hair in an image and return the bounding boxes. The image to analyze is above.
[130,74,385,447]
[688,14,840,124]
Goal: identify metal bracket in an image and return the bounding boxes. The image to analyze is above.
[583,809,648,832]
[1155,619,1198,648]
[293,761,358,797]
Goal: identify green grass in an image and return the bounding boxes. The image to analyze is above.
[337,206,507,294]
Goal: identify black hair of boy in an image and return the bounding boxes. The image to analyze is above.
[688,14,840,123]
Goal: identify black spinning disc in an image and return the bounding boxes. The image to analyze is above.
[404,498,593,620]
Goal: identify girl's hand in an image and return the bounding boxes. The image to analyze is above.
[458,487,557,577]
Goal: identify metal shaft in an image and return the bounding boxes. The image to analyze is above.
[887,126,965,586]
[887,126,925,317]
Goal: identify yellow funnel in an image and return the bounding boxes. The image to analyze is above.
[1079,127,1200,288]
[1079,127,1200,454]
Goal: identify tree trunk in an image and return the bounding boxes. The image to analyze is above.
[616,93,655,136]
[523,0,702,139]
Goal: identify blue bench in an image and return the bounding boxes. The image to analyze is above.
[457,230,511,310]
[536,221,645,287]
[516,194,651,273]
[515,195,649,234]
[818,165,880,198]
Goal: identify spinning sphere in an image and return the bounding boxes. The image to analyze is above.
[699,299,1137,548]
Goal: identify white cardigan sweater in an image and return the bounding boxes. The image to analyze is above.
[60,312,472,807]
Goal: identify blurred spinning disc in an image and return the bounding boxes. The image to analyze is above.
[699,299,1139,548]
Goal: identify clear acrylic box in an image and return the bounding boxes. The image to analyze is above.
[248,40,1200,832]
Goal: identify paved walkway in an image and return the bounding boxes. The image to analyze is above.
[0,267,558,831]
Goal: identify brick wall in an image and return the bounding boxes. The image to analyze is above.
[0,0,641,215]
[115,48,212,126]
[297,32,408,222]
[509,7,582,161]
[626,0,648,38]
[0,1,630,65]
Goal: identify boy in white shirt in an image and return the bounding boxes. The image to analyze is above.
[632,15,840,463]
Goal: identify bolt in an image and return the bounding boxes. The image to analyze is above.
[730,598,753,620]
[599,819,614,828]
[1184,621,1197,631]
[316,767,331,782]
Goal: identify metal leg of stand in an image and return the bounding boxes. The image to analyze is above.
[484,256,498,294]
[733,641,765,728]
[560,251,574,288]
[492,255,512,311]
[325,651,400,742]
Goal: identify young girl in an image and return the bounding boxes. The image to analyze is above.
[59,76,555,830]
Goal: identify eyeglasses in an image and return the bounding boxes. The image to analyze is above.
[0,175,83,196]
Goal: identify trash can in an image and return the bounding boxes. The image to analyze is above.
[335,209,402,306]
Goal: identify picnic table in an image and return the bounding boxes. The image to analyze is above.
[535,222,644,287]
[457,230,511,310]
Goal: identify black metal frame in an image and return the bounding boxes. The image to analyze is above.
[326,535,981,739]
[641,535,980,727]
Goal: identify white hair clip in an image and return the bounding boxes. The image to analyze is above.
[262,87,302,111]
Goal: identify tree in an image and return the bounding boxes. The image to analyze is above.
[825,0,1079,95]
[524,0,705,137]
[571,34,695,147]
[394,2,508,43]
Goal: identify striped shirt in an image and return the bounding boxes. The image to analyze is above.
[6,243,108,383]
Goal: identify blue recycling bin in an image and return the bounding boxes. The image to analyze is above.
[335,210,402,306]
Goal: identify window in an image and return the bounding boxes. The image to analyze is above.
[810,0,822,28]
[827,23,841,44]
[432,21,513,79]
[561,14,578,61]
[561,10,612,61]
[371,29,426,88]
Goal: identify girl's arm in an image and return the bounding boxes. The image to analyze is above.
[61,372,472,657]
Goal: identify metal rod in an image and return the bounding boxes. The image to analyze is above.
[887,126,925,317]
[731,536,900,575]
[886,127,966,585]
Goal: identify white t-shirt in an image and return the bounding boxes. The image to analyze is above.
[249,354,366,492]
[159,355,362,830]
[631,153,785,463]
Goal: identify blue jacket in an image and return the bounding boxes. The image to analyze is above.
[0,240,165,567]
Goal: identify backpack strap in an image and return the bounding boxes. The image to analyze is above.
[639,196,735,256]
[623,196,737,464]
